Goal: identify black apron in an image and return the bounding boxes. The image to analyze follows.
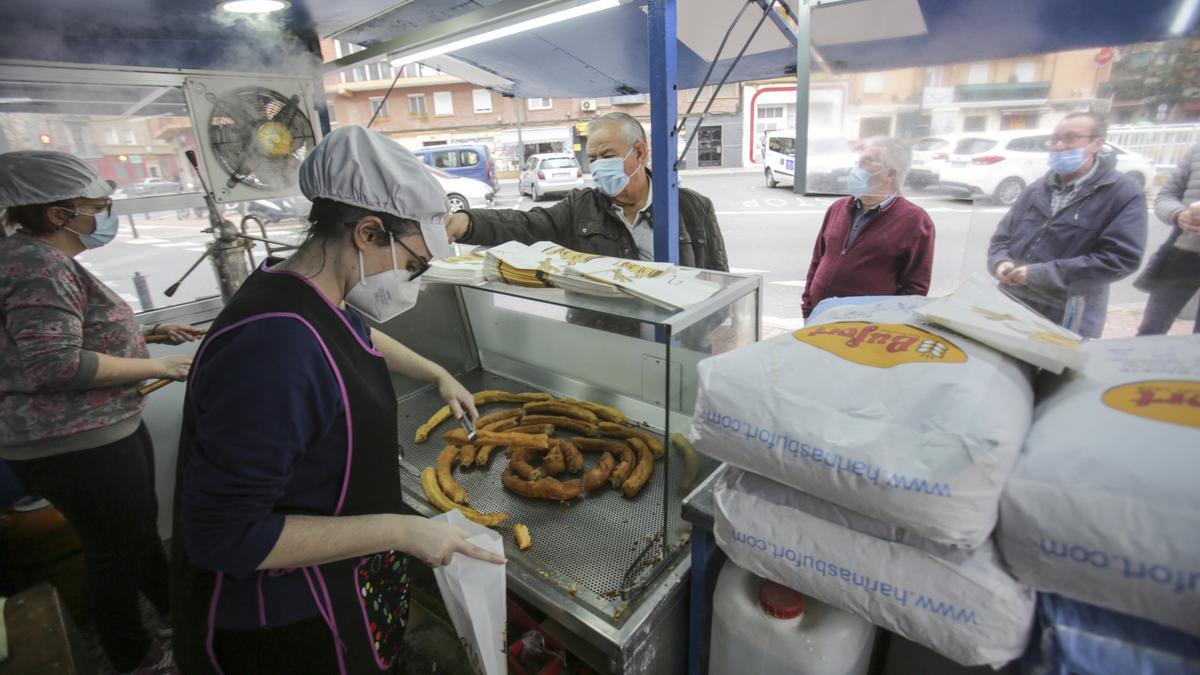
[171,261,409,674]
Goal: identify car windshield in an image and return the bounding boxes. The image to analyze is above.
[914,138,948,151]
[954,138,998,155]
[540,158,577,169]
[808,138,852,155]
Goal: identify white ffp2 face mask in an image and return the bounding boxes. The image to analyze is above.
[344,239,422,323]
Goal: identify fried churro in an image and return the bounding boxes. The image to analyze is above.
[621,438,654,498]
[598,422,664,458]
[420,468,507,527]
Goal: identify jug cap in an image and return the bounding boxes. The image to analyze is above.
[758,580,805,620]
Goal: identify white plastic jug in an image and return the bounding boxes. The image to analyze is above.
[709,558,876,675]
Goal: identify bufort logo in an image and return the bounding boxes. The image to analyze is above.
[1101,380,1200,430]
[792,322,967,368]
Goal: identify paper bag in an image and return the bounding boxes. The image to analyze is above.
[432,510,508,675]
[913,273,1087,374]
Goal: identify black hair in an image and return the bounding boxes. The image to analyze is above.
[4,200,74,235]
[302,198,422,247]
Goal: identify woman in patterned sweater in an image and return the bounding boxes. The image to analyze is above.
[0,151,203,674]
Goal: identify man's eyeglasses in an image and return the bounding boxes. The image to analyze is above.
[394,237,431,281]
[855,158,885,169]
[59,198,113,219]
[1044,134,1098,149]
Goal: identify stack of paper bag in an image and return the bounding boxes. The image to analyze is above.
[424,250,488,286]
[913,274,1087,373]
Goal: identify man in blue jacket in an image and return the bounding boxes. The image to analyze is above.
[987,112,1147,338]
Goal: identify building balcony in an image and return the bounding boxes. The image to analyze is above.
[955,81,1051,102]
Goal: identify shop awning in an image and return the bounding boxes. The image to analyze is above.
[0,0,1195,99]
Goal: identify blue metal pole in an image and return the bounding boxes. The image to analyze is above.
[648,0,680,265]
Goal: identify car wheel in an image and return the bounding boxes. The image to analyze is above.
[1124,171,1145,191]
[993,177,1025,206]
[446,193,469,212]
[766,168,778,188]
[532,184,541,201]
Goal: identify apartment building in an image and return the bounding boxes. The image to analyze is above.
[321,38,745,171]
[741,48,1114,166]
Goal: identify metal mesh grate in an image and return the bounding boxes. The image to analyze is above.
[397,368,670,623]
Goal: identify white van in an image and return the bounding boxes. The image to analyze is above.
[763,129,858,191]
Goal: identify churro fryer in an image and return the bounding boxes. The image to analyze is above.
[379,270,760,674]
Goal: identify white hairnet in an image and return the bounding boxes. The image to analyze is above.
[299,125,451,260]
[0,151,113,207]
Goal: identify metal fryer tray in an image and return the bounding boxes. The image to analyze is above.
[396,368,671,624]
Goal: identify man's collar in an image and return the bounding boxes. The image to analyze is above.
[853,192,898,213]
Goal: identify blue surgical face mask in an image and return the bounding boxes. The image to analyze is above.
[590,147,643,197]
[64,208,120,249]
[1048,148,1088,175]
[846,165,884,198]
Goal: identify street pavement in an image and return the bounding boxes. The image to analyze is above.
[81,169,1191,338]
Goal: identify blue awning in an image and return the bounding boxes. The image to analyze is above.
[0,0,1195,97]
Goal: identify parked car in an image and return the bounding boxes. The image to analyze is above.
[429,167,494,211]
[762,130,857,192]
[413,144,499,190]
[126,176,181,196]
[907,134,961,189]
[938,130,1155,205]
[243,196,312,224]
[519,153,584,200]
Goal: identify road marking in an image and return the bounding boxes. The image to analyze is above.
[728,267,770,275]
[155,241,206,248]
[770,280,806,288]
[118,293,139,303]
[124,238,168,245]
[185,247,208,252]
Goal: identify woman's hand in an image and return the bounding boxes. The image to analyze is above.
[398,516,505,567]
[157,354,193,381]
[152,323,207,345]
[437,372,478,422]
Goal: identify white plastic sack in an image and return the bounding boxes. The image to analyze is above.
[913,274,1088,374]
[431,510,507,675]
[714,468,1035,667]
[998,335,1200,638]
[692,297,1033,549]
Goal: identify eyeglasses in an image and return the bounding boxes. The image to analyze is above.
[394,237,431,281]
[855,158,885,169]
[59,198,113,219]
[1044,134,1097,149]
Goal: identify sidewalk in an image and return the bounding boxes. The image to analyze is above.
[1102,303,1196,339]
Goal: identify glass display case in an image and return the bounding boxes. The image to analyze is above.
[379,267,759,672]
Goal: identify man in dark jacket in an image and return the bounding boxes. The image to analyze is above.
[802,136,935,317]
[1136,142,1200,334]
[445,111,728,272]
[988,112,1147,338]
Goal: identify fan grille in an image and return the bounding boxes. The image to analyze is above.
[208,87,316,190]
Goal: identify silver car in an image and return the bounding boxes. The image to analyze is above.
[429,167,495,212]
[519,153,584,201]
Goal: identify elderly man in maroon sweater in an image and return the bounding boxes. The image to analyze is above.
[801,136,935,317]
